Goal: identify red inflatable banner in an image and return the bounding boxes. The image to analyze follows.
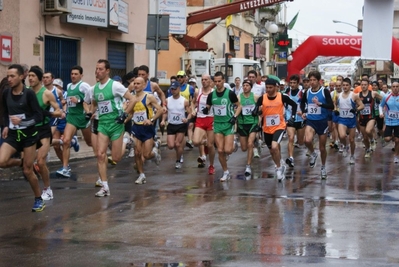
[287,35,399,79]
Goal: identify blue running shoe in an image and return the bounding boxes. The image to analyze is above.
[32,198,45,212]
[71,136,80,152]
[56,167,71,178]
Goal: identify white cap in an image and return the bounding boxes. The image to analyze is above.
[53,79,63,88]
[189,78,196,83]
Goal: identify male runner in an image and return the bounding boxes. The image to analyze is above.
[204,71,242,182]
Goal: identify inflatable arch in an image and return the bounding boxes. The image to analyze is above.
[287,35,399,79]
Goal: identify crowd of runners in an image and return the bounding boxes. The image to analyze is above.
[1,61,399,212]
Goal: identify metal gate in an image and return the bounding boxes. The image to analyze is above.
[108,41,127,78]
[44,36,78,90]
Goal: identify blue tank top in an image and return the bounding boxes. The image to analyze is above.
[52,88,62,109]
[144,81,153,94]
[306,87,328,120]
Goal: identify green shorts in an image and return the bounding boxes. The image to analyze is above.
[66,114,90,130]
[98,120,124,141]
[214,121,235,136]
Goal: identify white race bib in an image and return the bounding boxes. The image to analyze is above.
[360,104,371,115]
[265,114,280,126]
[98,101,113,115]
[9,113,26,129]
[170,112,182,123]
[67,97,76,108]
[213,105,226,116]
[339,108,354,118]
[242,104,255,115]
[133,111,147,123]
[308,104,321,115]
[388,110,399,119]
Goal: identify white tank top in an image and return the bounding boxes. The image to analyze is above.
[338,92,355,118]
[196,88,214,118]
[167,95,186,125]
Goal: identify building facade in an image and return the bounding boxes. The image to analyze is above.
[0,0,150,87]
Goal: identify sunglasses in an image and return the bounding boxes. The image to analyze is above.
[177,76,184,78]
[171,87,178,90]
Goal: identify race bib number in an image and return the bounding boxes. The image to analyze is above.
[98,101,113,115]
[213,105,226,116]
[9,113,26,129]
[308,104,321,115]
[67,97,76,108]
[265,114,280,126]
[360,104,371,115]
[339,108,353,118]
[388,110,399,119]
[242,104,255,115]
[133,111,147,123]
[170,113,182,123]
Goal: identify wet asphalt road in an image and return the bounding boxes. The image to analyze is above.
[1,138,399,266]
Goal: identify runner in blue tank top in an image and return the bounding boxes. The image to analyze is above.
[300,71,334,179]
[379,81,399,163]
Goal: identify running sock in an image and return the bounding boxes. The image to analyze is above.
[102,181,109,190]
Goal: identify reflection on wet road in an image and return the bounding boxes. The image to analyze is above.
[0,139,399,266]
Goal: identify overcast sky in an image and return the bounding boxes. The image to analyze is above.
[284,0,364,41]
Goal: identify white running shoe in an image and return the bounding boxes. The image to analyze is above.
[244,165,252,176]
[41,188,53,200]
[309,152,318,168]
[95,187,110,197]
[253,148,260,158]
[349,156,355,165]
[394,156,399,164]
[321,167,327,179]
[135,173,146,184]
[220,172,231,182]
[276,167,284,181]
[128,147,135,158]
[180,155,184,163]
[152,147,161,165]
[175,161,182,169]
[342,146,349,157]
[95,178,103,187]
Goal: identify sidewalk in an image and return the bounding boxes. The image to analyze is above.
[0,131,169,180]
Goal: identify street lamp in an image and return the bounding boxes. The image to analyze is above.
[336,31,352,36]
[332,20,362,32]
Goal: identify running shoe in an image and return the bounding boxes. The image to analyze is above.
[370,141,377,151]
[253,148,260,158]
[321,167,327,179]
[197,155,206,168]
[135,173,146,184]
[244,165,252,177]
[95,187,110,197]
[175,161,182,169]
[309,152,318,168]
[233,137,238,152]
[220,172,231,182]
[342,146,349,157]
[41,188,53,200]
[71,136,80,152]
[180,155,184,163]
[128,147,135,158]
[107,156,117,165]
[152,147,161,165]
[56,167,71,178]
[285,157,294,168]
[349,156,355,165]
[186,140,194,149]
[338,145,344,153]
[276,166,285,181]
[95,178,103,187]
[208,165,215,175]
[364,149,371,158]
[394,156,399,164]
[32,198,45,212]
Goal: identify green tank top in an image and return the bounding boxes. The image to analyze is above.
[67,81,85,116]
[94,80,122,121]
[36,87,50,126]
[238,92,258,125]
[211,88,234,123]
